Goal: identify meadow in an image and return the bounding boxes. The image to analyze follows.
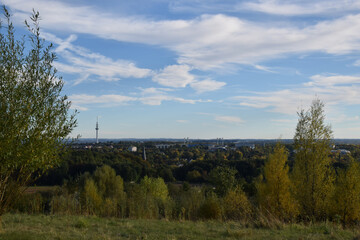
[0,213,358,240]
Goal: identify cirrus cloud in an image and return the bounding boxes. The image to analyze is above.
[190,79,226,93]
[242,0,360,16]
[6,0,360,71]
[235,74,360,115]
[215,115,244,124]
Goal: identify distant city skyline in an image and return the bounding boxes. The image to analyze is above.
[5,0,360,139]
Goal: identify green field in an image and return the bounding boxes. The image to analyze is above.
[0,214,359,240]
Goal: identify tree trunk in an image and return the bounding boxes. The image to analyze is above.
[0,214,3,232]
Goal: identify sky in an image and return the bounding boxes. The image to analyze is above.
[4,0,360,139]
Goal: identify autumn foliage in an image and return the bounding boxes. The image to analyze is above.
[257,143,298,221]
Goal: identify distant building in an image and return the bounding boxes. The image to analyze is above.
[235,142,255,150]
[331,149,351,155]
[208,145,227,151]
[155,144,172,149]
[128,146,137,152]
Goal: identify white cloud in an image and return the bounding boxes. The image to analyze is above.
[235,74,360,115]
[139,95,210,105]
[354,59,360,66]
[137,87,213,105]
[70,94,137,106]
[139,95,170,105]
[306,74,360,86]
[254,64,277,73]
[42,33,152,84]
[7,0,360,70]
[242,0,360,16]
[152,65,225,92]
[190,79,226,93]
[215,115,244,124]
[152,65,194,88]
[139,87,174,95]
[70,104,88,111]
[69,91,211,108]
[328,114,360,123]
[169,0,360,16]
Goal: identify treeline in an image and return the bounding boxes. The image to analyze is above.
[12,150,360,227]
[13,164,254,223]
[12,99,360,227]
[35,144,269,188]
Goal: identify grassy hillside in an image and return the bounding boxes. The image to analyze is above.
[0,214,358,240]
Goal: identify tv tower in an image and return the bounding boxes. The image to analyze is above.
[95,116,99,144]
[143,147,147,161]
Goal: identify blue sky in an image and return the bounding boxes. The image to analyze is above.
[4,0,360,139]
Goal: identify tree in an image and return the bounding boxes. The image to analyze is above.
[209,166,237,196]
[223,187,252,221]
[83,178,102,215]
[292,99,334,220]
[332,156,360,226]
[93,165,124,200]
[140,176,169,201]
[257,143,298,221]
[131,176,169,219]
[0,7,76,219]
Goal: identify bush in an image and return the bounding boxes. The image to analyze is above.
[209,166,237,197]
[51,193,81,215]
[82,178,102,215]
[172,187,205,221]
[198,194,222,220]
[12,193,44,214]
[186,170,202,183]
[223,188,252,221]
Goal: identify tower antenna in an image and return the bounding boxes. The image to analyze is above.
[143,147,147,161]
[95,116,99,144]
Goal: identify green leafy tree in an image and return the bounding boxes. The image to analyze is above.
[93,165,125,217]
[83,178,102,215]
[0,8,76,219]
[292,99,334,220]
[257,143,298,221]
[93,165,124,200]
[209,166,237,196]
[333,156,360,226]
[127,176,169,219]
[140,176,168,201]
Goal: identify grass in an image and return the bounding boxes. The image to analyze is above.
[0,213,359,239]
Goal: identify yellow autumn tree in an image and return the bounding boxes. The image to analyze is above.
[333,156,360,226]
[83,178,102,215]
[257,143,298,221]
[292,99,334,220]
[223,187,252,221]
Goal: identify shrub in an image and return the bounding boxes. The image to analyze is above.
[223,188,252,221]
[186,170,202,183]
[209,166,237,197]
[51,194,77,215]
[332,156,360,226]
[82,178,102,215]
[176,187,205,221]
[198,194,222,220]
[12,193,44,214]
